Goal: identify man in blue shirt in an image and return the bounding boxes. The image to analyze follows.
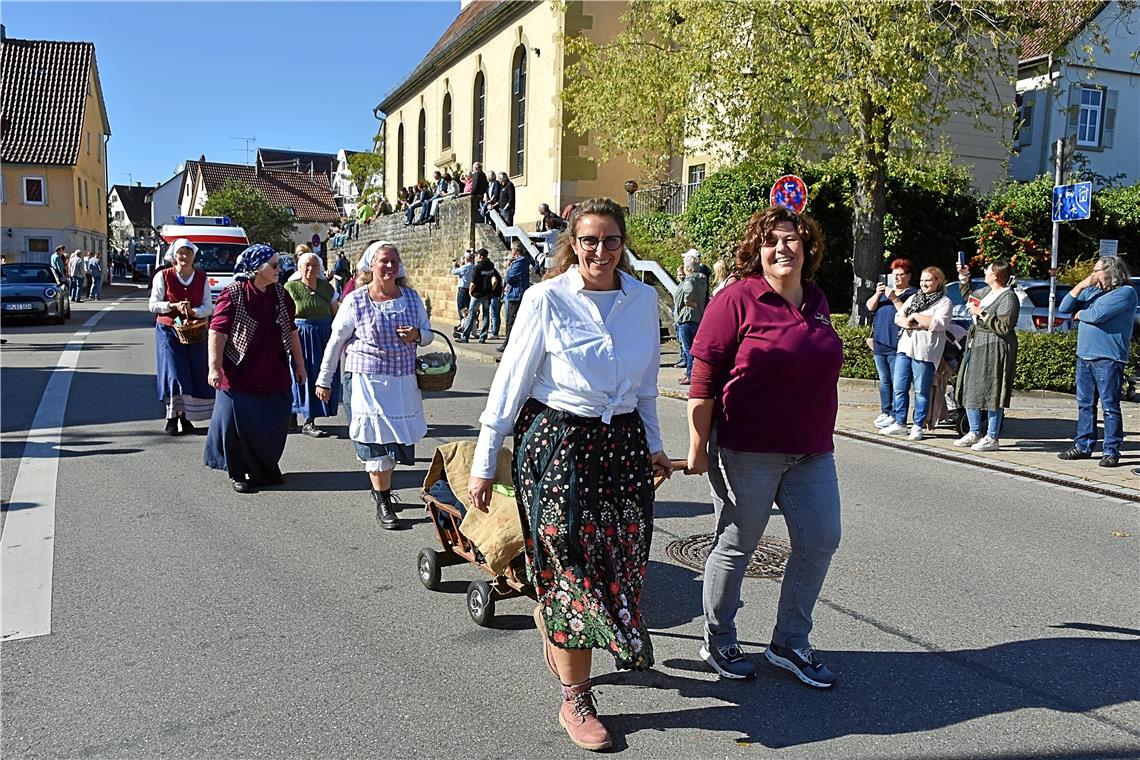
[1057,256,1137,468]
[451,250,476,333]
[498,241,540,352]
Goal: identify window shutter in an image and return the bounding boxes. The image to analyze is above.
[1067,83,1080,135]
[1102,89,1118,148]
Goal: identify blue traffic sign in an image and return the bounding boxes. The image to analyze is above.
[1052,182,1092,223]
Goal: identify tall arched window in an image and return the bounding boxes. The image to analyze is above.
[417,108,426,181]
[396,123,405,191]
[472,72,485,164]
[510,46,527,176]
[441,93,452,151]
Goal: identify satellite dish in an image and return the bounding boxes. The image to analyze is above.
[175,163,185,173]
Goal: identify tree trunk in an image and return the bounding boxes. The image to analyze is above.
[849,95,890,327]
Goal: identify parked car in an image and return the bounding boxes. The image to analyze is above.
[0,262,71,324]
[946,278,1072,333]
[132,253,157,282]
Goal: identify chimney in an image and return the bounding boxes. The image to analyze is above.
[136,181,141,187]
[199,154,206,162]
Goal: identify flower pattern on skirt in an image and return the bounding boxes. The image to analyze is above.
[513,398,655,670]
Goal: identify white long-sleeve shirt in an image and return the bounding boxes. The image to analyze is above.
[148,269,214,319]
[472,267,664,479]
[895,293,951,365]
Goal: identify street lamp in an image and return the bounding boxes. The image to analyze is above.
[624,180,639,216]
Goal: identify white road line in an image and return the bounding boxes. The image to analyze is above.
[1,302,121,641]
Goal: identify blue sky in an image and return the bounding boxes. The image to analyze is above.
[3,1,456,189]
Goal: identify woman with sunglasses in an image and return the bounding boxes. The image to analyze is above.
[468,198,672,752]
[204,244,305,494]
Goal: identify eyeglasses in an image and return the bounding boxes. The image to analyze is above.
[576,235,624,252]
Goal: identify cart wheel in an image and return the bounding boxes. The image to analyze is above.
[955,412,970,438]
[467,580,495,626]
[417,548,442,591]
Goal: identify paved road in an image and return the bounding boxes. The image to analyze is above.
[2,290,1138,759]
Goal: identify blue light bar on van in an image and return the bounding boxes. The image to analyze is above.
[173,215,232,226]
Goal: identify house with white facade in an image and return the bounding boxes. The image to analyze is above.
[1011,1,1138,184]
[108,182,155,253]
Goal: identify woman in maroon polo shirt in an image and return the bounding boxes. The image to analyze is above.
[686,206,844,688]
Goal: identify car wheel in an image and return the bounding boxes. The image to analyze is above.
[53,312,66,325]
[64,303,71,319]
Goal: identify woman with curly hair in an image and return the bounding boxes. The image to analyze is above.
[687,206,844,688]
[468,198,672,751]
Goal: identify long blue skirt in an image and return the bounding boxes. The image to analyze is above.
[204,389,291,484]
[291,318,340,419]
[155,324,214,408]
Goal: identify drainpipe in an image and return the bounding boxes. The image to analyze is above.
[372,108,387,198]
[103,132,111,261]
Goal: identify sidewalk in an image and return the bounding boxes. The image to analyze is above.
[428,319,1140,502]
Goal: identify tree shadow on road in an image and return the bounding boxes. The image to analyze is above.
[598,635,1139,752]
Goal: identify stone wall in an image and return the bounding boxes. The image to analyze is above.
[326,195,510,322]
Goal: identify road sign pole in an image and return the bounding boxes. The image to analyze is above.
[1047,139,1064,333]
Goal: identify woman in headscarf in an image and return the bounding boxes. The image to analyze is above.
[148,238,214,435]
[285,244,340,437]
[315,241,434,529]
[204,244,305,494]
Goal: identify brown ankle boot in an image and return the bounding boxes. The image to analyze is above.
[559,680,612,751]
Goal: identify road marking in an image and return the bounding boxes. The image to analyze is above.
[1,303,121,641]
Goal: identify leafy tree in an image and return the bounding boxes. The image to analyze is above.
[347,142,386,207]
[562,1,1104,323]
[201,180,295,251]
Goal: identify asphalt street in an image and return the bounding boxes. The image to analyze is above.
[2,288,1138,760]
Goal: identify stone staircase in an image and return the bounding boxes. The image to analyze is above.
[326,195,510,323]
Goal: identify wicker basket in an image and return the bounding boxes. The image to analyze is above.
[173,318,208,345]
[416,329,457,392]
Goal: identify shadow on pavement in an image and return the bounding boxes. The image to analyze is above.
[601,635,1138,751]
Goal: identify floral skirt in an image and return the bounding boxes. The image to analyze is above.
[513,398,656,670]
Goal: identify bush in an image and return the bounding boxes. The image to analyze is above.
[626,211,689,278]
[833,317,1140,394]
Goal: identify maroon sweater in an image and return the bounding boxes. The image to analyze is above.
[689,275,843,454]
[210,282,295,395]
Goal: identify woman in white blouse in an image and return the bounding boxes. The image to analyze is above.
[148,238,215,434]
[467,198,671,752]
[880,266,951,441]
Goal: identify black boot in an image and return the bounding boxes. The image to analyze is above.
[371,489,399,530]
[178,415,195,434]
[164,417,180,436]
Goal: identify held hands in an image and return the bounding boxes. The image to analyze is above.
[467,475,493,513]
[395,325,421,344]
[650,451,673,482]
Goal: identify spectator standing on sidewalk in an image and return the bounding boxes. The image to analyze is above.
[499,241,538,351]
[51,245,68,282]
[686,205,843,688]
[86,251,104,300]
[866,258,916,429]
[467,197,672,752]
[673,257,708,385]
[458,249,498,344]
[497,172,517,227]
[68,249,86,302]
[881,266,951,440]
[489,258,504,339]
[1057,256,1136,468]
[451,250,475,323]
[953,260,1019,452]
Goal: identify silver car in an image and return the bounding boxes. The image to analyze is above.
[946,278,1072,332]
[0,263,71,324]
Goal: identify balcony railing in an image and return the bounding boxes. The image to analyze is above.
[629,180,703,216]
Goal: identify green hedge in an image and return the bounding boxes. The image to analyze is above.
[831,315,1139,394]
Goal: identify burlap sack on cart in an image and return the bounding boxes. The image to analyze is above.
[424,441,523,575]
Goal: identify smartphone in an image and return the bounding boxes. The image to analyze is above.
[957,251,967,268]
[878,274,888,287]
[886,273,897,290]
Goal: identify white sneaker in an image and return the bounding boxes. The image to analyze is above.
[953,432,979,447]
[880,422,907,436]
[971,436,1000,452]
[908,425,924,441]
[873,413,893,429]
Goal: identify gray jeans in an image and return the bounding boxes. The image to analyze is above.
[703,435,841,651]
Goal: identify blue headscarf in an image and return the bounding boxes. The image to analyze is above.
[234,244,277,281]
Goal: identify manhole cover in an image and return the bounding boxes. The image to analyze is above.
[665,534,791,578]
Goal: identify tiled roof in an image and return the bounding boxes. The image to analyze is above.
[1,36,108,165]
[111,184,155,227]
[257,147,338,176]
[1019,0,1106,61]
[377,0,521,112]
[193,160,340,222]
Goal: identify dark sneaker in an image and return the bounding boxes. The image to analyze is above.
[765,642,836,688]
[1100,455,1120,468]
[699,643,755,679]
[1057,446,1092,460]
